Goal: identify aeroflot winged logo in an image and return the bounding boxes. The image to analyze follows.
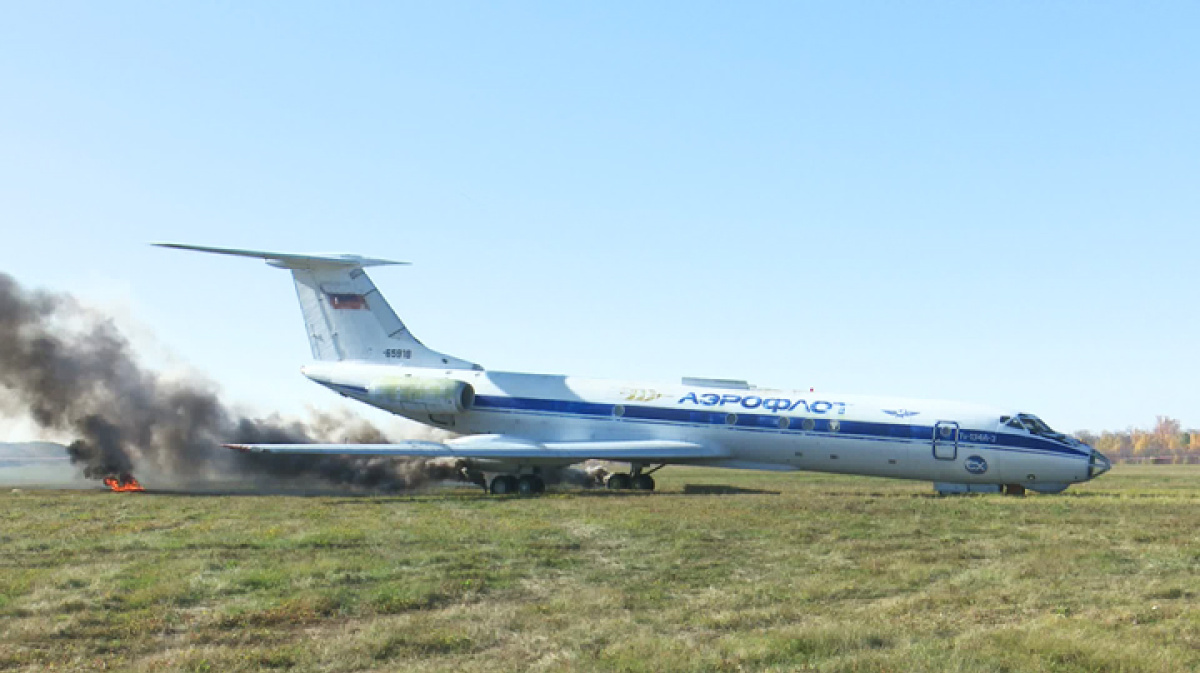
[882,409,920,419]
[623,388,664,402]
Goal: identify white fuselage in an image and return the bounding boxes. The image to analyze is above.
[302,361,1105,492]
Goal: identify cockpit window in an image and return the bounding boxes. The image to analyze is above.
[1015,413,1073,443]
[1001,415,1026,431]
[1018,414,1055,435]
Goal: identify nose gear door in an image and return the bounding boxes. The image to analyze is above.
[933,421,958,460]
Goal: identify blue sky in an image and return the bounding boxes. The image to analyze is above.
[1,3,1197,433]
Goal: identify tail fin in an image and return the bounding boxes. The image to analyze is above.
[154,243,481,370]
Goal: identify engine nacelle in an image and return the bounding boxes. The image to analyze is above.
[368,377,475,414]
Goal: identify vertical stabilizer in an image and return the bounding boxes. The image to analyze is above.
[154,243,481,369]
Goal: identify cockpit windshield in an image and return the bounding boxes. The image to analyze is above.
[1001,416,1026,431]
[1001,413,1074,444]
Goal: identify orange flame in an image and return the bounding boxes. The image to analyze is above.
[103,475,145,492]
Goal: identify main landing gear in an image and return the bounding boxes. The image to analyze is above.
[489,474,546,496]
[485,463,666,496]
[606,463,663,492]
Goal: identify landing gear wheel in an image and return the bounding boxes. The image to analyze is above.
[489,475,519,495]
[631,474,656,491]
[1003,484,1026,496]
[607,473,632,490]
[518,475,545,496]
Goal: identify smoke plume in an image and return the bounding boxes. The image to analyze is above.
[0,272,467,492]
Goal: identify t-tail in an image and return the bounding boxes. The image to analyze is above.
[154,243,480,370]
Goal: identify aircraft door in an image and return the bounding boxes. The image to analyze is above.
[933,421,958,460]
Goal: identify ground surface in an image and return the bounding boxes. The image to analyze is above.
[1,466,1198,672]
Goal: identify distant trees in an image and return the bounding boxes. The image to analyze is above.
[1076,416,1199,462]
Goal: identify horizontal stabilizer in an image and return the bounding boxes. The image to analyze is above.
[153,243,405,270]
[225,436,728,462]
[154,241,478,367]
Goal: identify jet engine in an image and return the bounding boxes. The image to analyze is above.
[368,376,475,414]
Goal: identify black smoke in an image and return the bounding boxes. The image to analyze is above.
[0,272,465,492]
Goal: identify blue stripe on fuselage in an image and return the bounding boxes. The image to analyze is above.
[471,395,1087,459]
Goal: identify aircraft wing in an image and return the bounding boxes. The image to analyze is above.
[225,435,729,462]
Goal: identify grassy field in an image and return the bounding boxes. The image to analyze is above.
[2,466,1198,672]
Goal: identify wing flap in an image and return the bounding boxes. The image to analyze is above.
[224,436,728,461]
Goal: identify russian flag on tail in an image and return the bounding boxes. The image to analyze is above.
[328,293,367,310]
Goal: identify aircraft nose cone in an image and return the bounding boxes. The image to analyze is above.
[1089,449,1112,479]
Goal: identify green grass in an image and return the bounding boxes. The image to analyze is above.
[2,466,1198,672]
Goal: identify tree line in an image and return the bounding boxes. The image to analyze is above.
[1075,416,1199,462]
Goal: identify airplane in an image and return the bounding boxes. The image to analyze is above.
[155,243,1112,496]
